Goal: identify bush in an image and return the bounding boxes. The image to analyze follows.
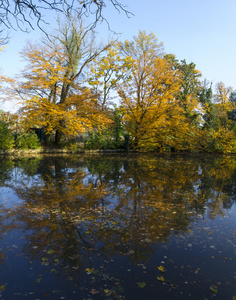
[85,131,114,150]
[0,121,14,150]
[15,131,40,149]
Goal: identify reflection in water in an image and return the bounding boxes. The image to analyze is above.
[0,154,236,299]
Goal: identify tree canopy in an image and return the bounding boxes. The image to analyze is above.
[14,14,112,144]
[1,15,236,153]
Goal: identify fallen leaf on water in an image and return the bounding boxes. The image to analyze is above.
[210,285,218,294]
[137,282,146,288]
[157,265,165,273]
[90,289,99,295]
[85,268,94,274]
[42,257,48,262]
[35,277,42,283]
[157,276,165,282]
[50,269,56,273]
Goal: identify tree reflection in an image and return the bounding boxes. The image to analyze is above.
[0,154,236,277]
[0,159,14,186]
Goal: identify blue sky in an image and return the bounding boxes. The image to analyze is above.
[1,0,236,111]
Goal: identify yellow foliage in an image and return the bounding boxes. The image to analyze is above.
[88,42,133,110]
[200,128,236,153]
[119,54,199,149]
[17,34,112,141]
[20,90,111,136]
[214,101,236,128]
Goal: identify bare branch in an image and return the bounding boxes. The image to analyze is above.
[0,0,133,42]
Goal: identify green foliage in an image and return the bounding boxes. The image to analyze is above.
[199,81,217,129]
[165,55,202,99]
[112,106,125,148]
[229,90,236,103]
[85,130,115,150]
[178,59,202,99]
[84,107,125,150]
[59,138,85,151]
[15,131,40,149]
[0,120,14,150]
[199,81,213,105]
[227,109,236,122]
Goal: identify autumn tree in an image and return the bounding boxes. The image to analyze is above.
[117,31,199,150]
[118,30,163,147]
[16,14,111,144]
[86,42,132,148]
[87,42,133,111]
[213,82,234,129]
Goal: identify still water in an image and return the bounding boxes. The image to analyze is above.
[0,154,235,299]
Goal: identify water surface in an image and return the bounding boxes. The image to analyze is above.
[0,154,235,299]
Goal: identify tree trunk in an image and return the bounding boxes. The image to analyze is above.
[55,129,61,146]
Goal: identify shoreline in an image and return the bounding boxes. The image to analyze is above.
[0,148,129,157]
[0,148,234,157]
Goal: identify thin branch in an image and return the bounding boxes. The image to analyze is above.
[0,0,133,39]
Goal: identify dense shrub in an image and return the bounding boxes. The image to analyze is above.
[15,131,40,149]
[0,121,14,150]
[85,131,115,150]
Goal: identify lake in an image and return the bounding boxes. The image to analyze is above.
[0,154,235,299]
